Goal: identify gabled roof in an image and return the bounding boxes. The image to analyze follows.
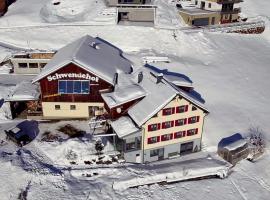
[111,116,141,139]
[101,73,146,108]
[32,35,133,84]
[127,67,209,127]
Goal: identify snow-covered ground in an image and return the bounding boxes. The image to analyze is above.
[0,0,270,199]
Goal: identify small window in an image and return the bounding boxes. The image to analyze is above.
[148,123,160,132]
[175,118,187,126]
[153,113,158,118]
[192,106,197,111]
[187,128,198,136]
[162,121,174,129]
[188,116,200,124]
[176,105,188,113]
[162,107,175,116]
[208,3,211,8]
[55,105,60,110]
[29,63,38,68]
[70,105,76,110]
[147,136,160,144]
[161,133,173,141]
[18,63,28,68]
[195,0,198,5]
[174,131,186,139]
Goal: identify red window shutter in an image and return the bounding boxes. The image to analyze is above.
[170,133,173,139]
[157,136,160,142]
[197,116,200,122]
[148,125,152,132]
[196,128,198,134]
[147,138,152,144]
[184,118,187,124]
[162,122,165,129]
[162,109,166,116]
[175,120,179,126]
[188,117,191,124]
[176,106,180,113]
[185,105,188,112]
[158,123,161,130]
[174,132,177,139]
[172,107,175,114]
[171,121,174,127]
[183,131,186,137]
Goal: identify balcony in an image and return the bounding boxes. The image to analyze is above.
[221,8,241,14]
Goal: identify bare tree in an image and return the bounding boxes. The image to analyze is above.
[247,126,265,161]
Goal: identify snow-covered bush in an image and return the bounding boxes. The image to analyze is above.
[95,139,104,155]
[65,149,78,160]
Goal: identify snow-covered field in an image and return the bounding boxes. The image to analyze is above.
[0,0,270,199]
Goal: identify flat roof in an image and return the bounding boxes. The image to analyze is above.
[179,8,219,15]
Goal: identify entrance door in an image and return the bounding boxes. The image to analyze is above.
[158,148,164,160]
[180,142,194,154]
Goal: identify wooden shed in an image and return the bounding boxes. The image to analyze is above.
[218,133,249,165]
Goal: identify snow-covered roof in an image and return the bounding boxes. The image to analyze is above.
[5,81,40,101]
[126,67,208,127]
[218,133,247,151]
[224,139,247,151]
[32,35,133,84]
[111,116,141,138]
[101,73,146,108]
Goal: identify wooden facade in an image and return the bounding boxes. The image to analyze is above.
[39,63,113,103]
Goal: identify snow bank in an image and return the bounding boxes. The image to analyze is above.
[40,0,106,23]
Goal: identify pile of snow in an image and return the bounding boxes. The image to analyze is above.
[40,0,106,23]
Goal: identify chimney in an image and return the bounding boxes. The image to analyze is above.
[138,71,143,83]
[113,73,118,87]
[90,42,100,49]
[156,73,163,84]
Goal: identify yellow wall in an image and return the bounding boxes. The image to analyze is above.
[42,102,104,119]
[142,96,206,150]
[179,11,221,26]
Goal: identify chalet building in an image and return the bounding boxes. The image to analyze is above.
[106,0,156,24]
[178,0,243,26]
[10,51,55,74]
[28,35,208,163]
[103,68,209,163]
[32,35,132,119]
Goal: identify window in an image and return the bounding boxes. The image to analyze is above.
[18,63,28,68]
[175,118,187,126]
[150,149,159,157]
[70,105,76,110]
[29,63,38,68]
[58,80,89,94]
[148,123,160,132]
[147,136,160,144]
[195,0,198,5]
[187,128,198,136]
[174,131,186,139]
[162,107,175,116]
[40,63,47,68]
[55,105,60,110]
[208,3,211,8]
[176,105,188,113]
[162,121,174,129]
[126,142,136,151]
[161,133,173,141]
[188,116,200,124]
[192,106,197,111]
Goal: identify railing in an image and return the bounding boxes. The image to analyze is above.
[221,8,241,14]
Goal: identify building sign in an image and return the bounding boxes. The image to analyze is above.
[47,73,99,82]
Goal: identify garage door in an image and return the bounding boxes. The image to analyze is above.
[192,18,209,26]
